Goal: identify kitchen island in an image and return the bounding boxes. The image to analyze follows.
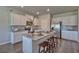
[22,32,54,53]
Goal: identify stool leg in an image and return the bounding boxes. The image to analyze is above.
[39,46,40,53]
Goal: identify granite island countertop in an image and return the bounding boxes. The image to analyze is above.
[23,32,54,41]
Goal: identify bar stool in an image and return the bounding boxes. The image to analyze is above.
[38,36,59,53]
[47,37,55,52]
[39,41,49,53]
[49,36,58,52]
[53,36,58,50]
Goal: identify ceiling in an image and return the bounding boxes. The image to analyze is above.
[8,6,79,16]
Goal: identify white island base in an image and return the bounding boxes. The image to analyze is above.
[22,32,54,53]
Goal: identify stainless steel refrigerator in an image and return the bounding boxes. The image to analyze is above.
[51,22,62,39]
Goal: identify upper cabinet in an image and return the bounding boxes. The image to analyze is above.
[69,15,78,25]
[52,12,78,25]
[10,13,26,25]
[10,13,34,25]
[18,14,26,25]
[61,15,77,25]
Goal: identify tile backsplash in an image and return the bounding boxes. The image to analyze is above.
[10,25,40,32]
[62,25,78,31]
[10,25,26,32]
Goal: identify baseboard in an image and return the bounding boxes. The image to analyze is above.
[0,41,10,45]
[63,38,79,43]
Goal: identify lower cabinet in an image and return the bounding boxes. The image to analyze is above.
[62,31,78,42]
[11,32,22,44]
[11,31,28,44]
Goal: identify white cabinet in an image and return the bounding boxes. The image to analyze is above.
[62,31,78,41]
[53,14,77,25]
[10,13,34,25]
[62,16,69,25]
[11,32,22,44]
[11,13,26,25]
[20,15,26,25]
[62,15,77,25]
[11,13,20,25]
[11,31,28,44]
[69,15,77,25]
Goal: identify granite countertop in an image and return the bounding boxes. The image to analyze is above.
[23,32,54,40]
[62,25,78,31]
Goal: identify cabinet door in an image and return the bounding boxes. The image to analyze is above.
[62,15,77,25]
[11,13,21,25]
[16,14,21,25]
[62,16,71,25]
[22,15,26,25]
[10,13,14,25]
[69,15,77,25]
[53,15,77,25]
[11,13,26,25]
[20,15,26,25]
[62,31,78,41]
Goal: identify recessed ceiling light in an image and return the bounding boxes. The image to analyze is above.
[36,11,39,15]
[46,8,50,12]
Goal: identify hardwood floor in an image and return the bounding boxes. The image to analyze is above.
[56,40,79,53]
[0,39,79,53]
[0,42,22,53]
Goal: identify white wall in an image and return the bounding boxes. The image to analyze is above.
[0,7,10,45]
[38,14,50,31]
